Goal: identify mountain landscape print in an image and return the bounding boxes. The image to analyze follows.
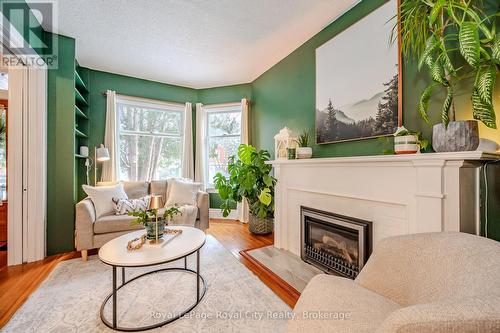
[316,0,399,144]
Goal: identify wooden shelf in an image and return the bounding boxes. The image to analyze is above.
[75,88,88,106]
[75,106,88,119]
[75,128,87,138]
[75,70,88,92]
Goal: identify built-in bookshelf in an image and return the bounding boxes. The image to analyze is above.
[74,64,90,200]
[74,64,89,157]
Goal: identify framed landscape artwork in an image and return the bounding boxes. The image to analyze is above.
[316,0,401,144]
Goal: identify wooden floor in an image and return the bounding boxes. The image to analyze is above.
[0,219,297,328]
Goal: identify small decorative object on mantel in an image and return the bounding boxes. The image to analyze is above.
[296,130,313,159]
[395,0,498,152]
[274,127,298,160]
[393,126,429,154]
[129,196,182,244]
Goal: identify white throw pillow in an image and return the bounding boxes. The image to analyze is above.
[113,196,150,215]
[82,183,128,218]
[165,178,201,207]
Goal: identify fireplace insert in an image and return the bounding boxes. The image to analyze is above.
[301,207,372,279]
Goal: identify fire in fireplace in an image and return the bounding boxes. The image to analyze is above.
[301,207,372,279]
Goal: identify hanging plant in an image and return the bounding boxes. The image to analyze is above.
[393,0,499,128]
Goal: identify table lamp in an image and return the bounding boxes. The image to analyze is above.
[94,144,110,186]
[149,195,164,243]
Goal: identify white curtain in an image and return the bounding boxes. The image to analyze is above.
[101,90,120,182]
[194,103,206,187]
[182,102,194,179]
[237,98,250,223]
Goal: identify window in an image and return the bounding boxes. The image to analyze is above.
[205,104,242,187]
[117,97,184,181]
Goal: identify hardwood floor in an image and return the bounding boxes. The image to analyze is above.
[207,219,299,307]
[0,251,80,328]
[0,219,297,328]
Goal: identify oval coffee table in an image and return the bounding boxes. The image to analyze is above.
[98,226,207,331]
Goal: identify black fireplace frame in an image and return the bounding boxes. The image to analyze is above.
[300,206,372,279]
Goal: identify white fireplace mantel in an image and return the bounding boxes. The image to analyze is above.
[268,151,499,256]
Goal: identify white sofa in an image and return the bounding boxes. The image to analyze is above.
[287,232,500,333]
[75,180,209,261]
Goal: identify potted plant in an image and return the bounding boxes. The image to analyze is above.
[394,1,499,152]
[129,206,181,240]
[393,126,430,154]
[214,144,276,234]
[296,130,313,159]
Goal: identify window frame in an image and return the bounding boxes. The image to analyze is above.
[115,95,186,181]
[203,103,242,188]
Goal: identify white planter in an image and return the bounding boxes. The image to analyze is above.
[296,147,313,159]
[394,135,419,154]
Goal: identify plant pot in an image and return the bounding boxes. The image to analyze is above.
[432,120,479,152]
[144,219,166,240]
[394,135,419,154]
[296,147,313,159]
[248,214,273,235]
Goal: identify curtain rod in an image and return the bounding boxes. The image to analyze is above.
[101,91,186,107]
[202,100,248,109]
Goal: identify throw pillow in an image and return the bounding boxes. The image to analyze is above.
[113,196,150,215]
[82,183,128,218]
[165,178,202,207]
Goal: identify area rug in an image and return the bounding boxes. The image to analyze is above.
[1,235,290,332]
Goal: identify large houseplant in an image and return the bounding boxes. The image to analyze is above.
[394,0,499,151]
[214,144,276,234]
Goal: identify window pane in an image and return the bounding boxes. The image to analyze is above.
[119,134,182,181]
[207,136,240,183]
[118,104,182,135]
[207,112,241,136]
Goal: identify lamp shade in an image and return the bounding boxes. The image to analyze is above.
[149,195,164,210]
[96,144,110,162]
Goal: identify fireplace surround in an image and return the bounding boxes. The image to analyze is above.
[301,207,372,279]
[268,152,498,258]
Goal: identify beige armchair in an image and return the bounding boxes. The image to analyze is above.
[287,232,500,333]
[75,180,209,261]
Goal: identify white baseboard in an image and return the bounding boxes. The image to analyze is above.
[209,208,238,220]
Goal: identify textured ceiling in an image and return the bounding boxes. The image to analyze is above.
[34,0,359,88]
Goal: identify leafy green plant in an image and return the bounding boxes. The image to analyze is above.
[214,144,276,219]
[129,206,181,226]
[392,0,499,128]
[296,131,310,147]
[380,126,431,154]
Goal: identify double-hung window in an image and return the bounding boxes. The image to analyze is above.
[205,104,242,187]
[116,96,185,181]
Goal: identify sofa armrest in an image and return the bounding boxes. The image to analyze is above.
[196,191,209,231]
[75,198,96,250]
[377,295,500,333]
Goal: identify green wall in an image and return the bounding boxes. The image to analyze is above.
[46,34,77,255]
[197,84,252,105]
[251,0,432,158]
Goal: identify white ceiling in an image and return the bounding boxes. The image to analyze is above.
[34,0,359,89]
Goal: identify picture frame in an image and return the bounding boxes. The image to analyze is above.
[315,0,402,144]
